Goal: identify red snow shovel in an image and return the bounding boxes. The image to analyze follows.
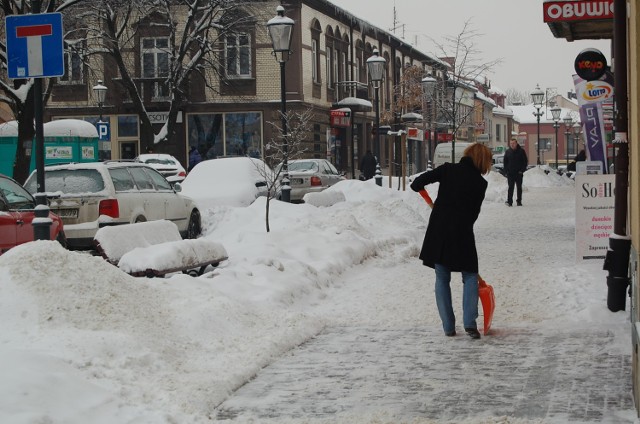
[418,189,495,335]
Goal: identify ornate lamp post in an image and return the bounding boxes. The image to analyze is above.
[267,6,294,202]
[531,84,545,166]
[92,80,107,122]
[573,122,582,157]
[550,105,561,170]
[366,48,386,186]
[421,74,437,168]
[563,114,573,162]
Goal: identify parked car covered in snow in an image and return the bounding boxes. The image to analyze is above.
[0,174,66,254]
[23,162,201,250]
[135,153,187,184]
[180,157,278,210]
[275,158,345,203]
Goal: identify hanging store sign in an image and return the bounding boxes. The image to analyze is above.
[543,1,614,22]
[330,108,351,127]
[574,48,607,81]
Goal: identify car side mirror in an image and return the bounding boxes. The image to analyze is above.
[173,182,182,192]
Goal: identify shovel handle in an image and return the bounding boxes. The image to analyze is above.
[418,189,434,208]
[478,276,487,287]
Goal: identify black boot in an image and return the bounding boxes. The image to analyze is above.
[465,328,481,339]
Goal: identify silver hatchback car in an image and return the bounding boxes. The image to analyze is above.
[24,161,201,249]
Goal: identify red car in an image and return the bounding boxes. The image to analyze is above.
[0,174,66,255]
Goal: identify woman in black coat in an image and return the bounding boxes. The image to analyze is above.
[410,143,492,339]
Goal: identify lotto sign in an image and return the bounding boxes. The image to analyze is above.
[5,13,64,79]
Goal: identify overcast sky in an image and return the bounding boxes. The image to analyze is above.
[326,0,611,99]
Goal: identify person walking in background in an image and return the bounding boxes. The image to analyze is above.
[360,150,377,180]
[504,138,528,206]
[410,143,492,339]
[188,145,202,171]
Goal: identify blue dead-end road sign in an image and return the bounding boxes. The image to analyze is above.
[5,13,64,79]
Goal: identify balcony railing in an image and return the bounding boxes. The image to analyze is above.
[334,80,369,103]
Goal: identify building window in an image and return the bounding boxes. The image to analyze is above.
[312,39,319,83]
[495,123,501,141]
[226,33,251,78]
[187,112,262,159]
[334,49,339,84]
[326,46,333,89]
[59,40,83,84]
[141,37,169,99]
[118,115,139,138]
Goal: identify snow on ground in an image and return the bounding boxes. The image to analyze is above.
[0,168,632,423]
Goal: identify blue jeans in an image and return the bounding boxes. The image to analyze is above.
[434,264,479,333]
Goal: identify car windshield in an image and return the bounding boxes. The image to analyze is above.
[24,169,105,194]
[0,178,35,209]
[287,161,318,172]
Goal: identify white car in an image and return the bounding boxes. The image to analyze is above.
[180,157,277,210]
[24,162,201,249]
[135,153,187,183]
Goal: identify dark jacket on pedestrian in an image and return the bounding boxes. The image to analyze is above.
[189,146,202,171]
[410,156,487,273]
[503,143,528,177]
[360,151,377,180]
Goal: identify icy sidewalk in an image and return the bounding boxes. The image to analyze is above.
[214,325,634,423]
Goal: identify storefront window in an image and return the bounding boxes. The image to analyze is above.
[188,113,223,159]
[187,112,262,159]
[225,113,261,158]
[118,116,138,137]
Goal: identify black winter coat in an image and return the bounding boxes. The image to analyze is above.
[503,145,528,177]
[410,156,487,272]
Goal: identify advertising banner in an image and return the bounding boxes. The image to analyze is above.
[573,51,613,173]
[575,174,615,262]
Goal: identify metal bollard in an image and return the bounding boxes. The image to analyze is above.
[33,195,52,241]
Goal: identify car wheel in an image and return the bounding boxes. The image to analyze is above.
[186,209,201,239]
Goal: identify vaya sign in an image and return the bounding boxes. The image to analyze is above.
[543,1,613,22]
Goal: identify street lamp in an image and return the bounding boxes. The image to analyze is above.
[550,105,561,170]
[92,80,107,122]
[267,5,294,202]
[573,122,582,157]
[563,114,573,161]
[531,84,544,166]
[366,48,386,186]
[422,74,437,168]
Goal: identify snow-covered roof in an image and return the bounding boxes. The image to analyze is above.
[475,91,496,107]
[45,119,99,138]
[492,106,513,117]
[0,120,19,137]
[508,104,578,125]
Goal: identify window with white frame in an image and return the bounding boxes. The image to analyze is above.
[226,33,251,78]
[59,40,83,84]
[341,51,347,82]
[142,37,169,99]
[334,49,339,84]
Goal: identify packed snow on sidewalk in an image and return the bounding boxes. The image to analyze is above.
[0,167,635,423]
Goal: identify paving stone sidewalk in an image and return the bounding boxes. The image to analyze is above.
[215,326,635,423]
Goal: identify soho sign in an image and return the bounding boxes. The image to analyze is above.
[543,0,613,22]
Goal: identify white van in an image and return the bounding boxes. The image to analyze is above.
[432,142,472,168]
